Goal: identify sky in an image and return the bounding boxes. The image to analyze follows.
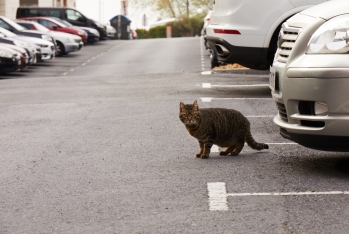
[75,0,158,29]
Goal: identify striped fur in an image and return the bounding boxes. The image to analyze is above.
[179,100,268,159]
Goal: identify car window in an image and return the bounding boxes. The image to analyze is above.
[17,22,34,30]
[32,22,50,32]
[39,9,60,18]
[18,9,39,17]
[65,9,84,22]
[1,17,26,31]
[0,19,10,30]
[39,20,57,28]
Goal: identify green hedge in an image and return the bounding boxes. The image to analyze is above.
[135,16,204,39]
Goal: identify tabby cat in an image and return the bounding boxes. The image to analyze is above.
[179,100,269,159]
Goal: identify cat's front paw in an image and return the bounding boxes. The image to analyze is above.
[201,154,209,159]
[196,153,202,158]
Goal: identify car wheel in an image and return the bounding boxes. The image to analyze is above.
[56,41,65,57]
[210,52,219,69]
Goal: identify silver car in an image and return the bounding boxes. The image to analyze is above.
[270,0,349,151]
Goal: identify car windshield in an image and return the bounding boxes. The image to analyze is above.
[32,22,51,32]
[2,17,26,31]
[51,17,73,27]
[0,27,17,37]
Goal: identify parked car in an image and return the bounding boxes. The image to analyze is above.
[0,43,29,69]
[105,23,116,39]
[0,45,21,72]
[16,7,108,40]
[131,29,137,40]
[50,17,100,44]
[18,17,88,44]
[206,0,327,69]
[0,30,38,65]
[16,20,82,56]
[0,27,54,61]
[202,10,212,50]
[0,16,56,46]
[270,0,349,151]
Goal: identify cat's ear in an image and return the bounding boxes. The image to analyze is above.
[180,102,186,111]
[192,100,199,111]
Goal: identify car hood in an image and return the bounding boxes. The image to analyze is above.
[20,29,51,36]
[76,26,100,36]
[300,0,349,20]
[50,31,81,40]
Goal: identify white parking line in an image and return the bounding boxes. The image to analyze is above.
[210,143,297,153]
[202,83,269,88]
[200,97,272,102]
[207,182,229,211]
[207,182,349,211]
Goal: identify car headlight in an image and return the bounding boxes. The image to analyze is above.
[306,15,349,54]
[37,44,49,48]
[41,34,50,41]
[0,50,13,58]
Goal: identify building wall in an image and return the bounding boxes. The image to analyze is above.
[0,0,20,19]
[0,0,76,20]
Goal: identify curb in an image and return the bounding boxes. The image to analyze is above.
[212,68,269,75]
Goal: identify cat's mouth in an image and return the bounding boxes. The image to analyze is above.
[185,122,199,127]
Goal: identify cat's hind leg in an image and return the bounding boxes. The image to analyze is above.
[230,141,245,156]
[219,145,236,156]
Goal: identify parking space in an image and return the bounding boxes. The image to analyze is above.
[0,40,125,79]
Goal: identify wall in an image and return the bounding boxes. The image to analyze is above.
[0,0,20,19]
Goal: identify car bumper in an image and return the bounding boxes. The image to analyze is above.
[64,42,80,53]
[40,46,55,60]
[271,60,349,151]
[87,35,99,43]
[206,35,267,68]
[0,57,20,72]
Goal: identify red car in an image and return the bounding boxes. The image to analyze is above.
[18,17,88,44]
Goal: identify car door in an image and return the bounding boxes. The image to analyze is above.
[64,9,87,27]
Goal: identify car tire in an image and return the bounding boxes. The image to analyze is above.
[56,41,65,57]
[210,52,220,69]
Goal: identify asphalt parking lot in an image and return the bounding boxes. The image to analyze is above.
[1,37,349,233]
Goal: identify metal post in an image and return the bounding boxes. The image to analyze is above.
[118,15,121,39]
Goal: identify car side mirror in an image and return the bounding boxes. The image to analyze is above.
[52,25,58,30]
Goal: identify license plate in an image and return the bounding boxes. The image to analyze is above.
[269,66,276,91]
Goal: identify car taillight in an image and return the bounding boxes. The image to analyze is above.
[213,29,240,35]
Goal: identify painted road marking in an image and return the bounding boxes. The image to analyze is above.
[207,182,349,211]
[207,182,229,211]
[201,71,212,75]
[202,83,269,88]
[211,142,297,153]
[200,97,272,102]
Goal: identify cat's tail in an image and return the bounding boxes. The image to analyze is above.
[245,131,269,150]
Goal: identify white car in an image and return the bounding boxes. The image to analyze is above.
[206,0,328,69]
[16,20,82,56]
[270,0,349,151]
[105,23,116,39]
[0,27,54,60]
[202,10,212,50]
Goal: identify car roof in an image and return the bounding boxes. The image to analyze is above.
[19,17,66,27]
